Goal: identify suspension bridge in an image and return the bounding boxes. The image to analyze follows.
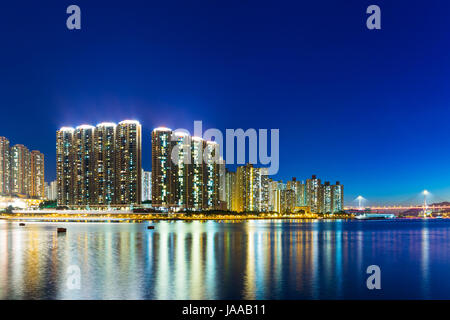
[345,190,449,217]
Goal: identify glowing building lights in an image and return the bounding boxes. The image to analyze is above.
[56,120,142,208]
[151,127,223,210]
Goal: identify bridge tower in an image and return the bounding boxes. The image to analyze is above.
[357,195,364,211]
[422,190,430,218]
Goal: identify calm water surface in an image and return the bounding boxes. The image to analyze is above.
[1,219,450,299]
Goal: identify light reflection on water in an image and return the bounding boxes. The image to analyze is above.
[1,219,450,300]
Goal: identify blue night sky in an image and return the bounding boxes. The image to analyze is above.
[1,0,450,205]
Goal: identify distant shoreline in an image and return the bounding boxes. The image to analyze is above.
[0,211,352,223]
[1,213,447,223]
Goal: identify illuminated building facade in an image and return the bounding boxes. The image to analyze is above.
[94,123,116,206]
[142,170,152,202]
[203,141,220,209]
[229,164,270,213]
[225,169,235,211]
[322,181,332,213]
[115,120,142,206]
[151,128,221,210]
[218,158,226,207]
[45,180,57,200]
[331,181,344,213]
[171,132,190,208]
[0,137,10,196]
[10,144,31,196]
[57,127,74,206]
[267,175,344,214]
[56,120,142,208]
[190,136,205,209]
[0,138,44,199]
[151,127,172,207]
[73,125,95,206]
[30,150,45,198]
[306,175,322,213]
[287,177,306,207]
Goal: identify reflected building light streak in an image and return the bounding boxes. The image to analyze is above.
[255,230,266,299]
[156,222,170,299]
[311,229,319,299]
[244,229,256,299]
[335,223,343,298]
[12,227,24,298]
[174,222,187,299]
[104,225,114,299]
[205,227,217,299]
[324,230,332,285]
[0,225,8,299]
[272,230,282,297]
[421,226,430,298]
[24,230,42,298]
[126,229,140,299]
[356,230,364,288]
[190,221,202,299]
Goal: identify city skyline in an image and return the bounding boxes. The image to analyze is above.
[2,118,444,207]
[2,1,450,204]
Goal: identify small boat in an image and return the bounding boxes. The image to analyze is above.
[57,228,67,233]
[147,226,155,230]
[19,223,25,226]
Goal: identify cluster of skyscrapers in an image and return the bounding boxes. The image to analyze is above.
[0,136,45,199]
[151,128,225,211]
[56,120,142,208]
[53,121,344,213]
[226,166,343,214]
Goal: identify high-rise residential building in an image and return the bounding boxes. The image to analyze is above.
[0,137,45,199]
[50,180,58,201]
[269,180,294,214]
[10,144,31,196]
[0,137,10,196]
[260,168,270,212]
[225,168,235,211]
[171,132,191,208]
[142,170,152,202]
[285,188,296,213]
[73,125,95,206]
[57,127,75,206]
[302,176,344,214]
[151,128,221,211]
[287,177,306,207]
[30,150,45,198]
[94,123,116,206]
[45,180,58,200]
[190,136,205,210]
[203,141,220,210]
[331,181,344,213]
[115,120,142,206]
[218,158,226,206]
[268,179,278,212]
[230,164,269,213]
[56,120,142,208]
[44,182,50,199]
[151,127,172,208]
[322,181,332,213]
[272,183,284,214]
[306,175,321,213]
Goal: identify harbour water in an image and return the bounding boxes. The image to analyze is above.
[1,219,450,300]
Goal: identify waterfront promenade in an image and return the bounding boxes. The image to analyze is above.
[0,209,353,222]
